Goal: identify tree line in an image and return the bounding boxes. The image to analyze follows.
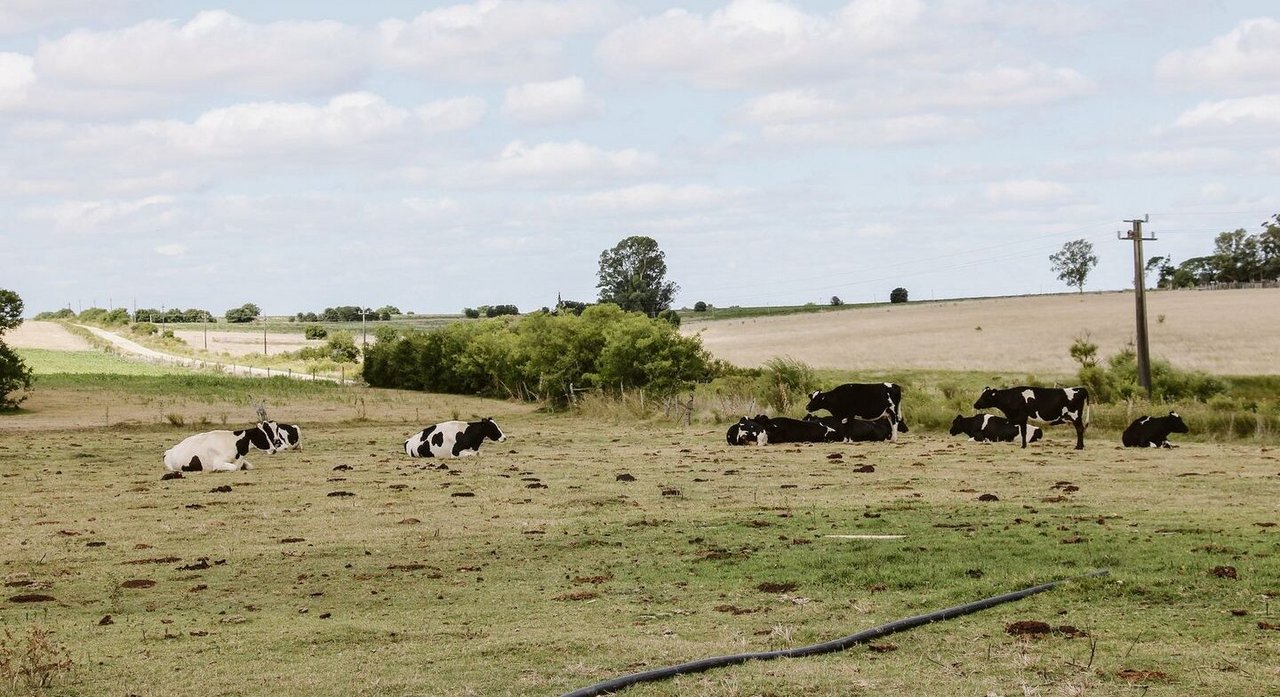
[1148,213,1280,288]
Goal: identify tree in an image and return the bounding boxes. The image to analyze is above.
[693,301,708,312]
[889,287,908,304]
[1049,239,1098,293]
[0,289,34,409]
[1211,229,1261,282]
[596,236,679,317]
[1260,214,1280,280]
[829,296,843,306]
[224,303,261,323]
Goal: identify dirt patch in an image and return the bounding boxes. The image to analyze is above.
[8,594,56,603]
[1114,668,1171,683]
[757,581,798,594]
[121,579,156,589]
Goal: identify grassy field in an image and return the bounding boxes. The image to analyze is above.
[2,377,1278,696]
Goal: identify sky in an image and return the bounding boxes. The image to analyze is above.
[2,0,1278,317]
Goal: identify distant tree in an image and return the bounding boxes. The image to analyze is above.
[890,287,909,304]
[829,296,843,306]
[375,305,400,321]
[1146,255,1175,289]
[224,303,261,323]
[1212,228,1262,282]
[597,236,680,317]
[463,308,481,319]
[304,325,328,340]
[556,299,588,316]
[484,304,519,318]
[0,289,33,409]
[1260,213,1280,280]
[693,301,708,312]
[33,308,75,320]
[1049,239,1098,293]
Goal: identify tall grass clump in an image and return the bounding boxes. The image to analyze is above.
[755,356,818,413]
[0,625,74,693]
[1071,338,1225,404]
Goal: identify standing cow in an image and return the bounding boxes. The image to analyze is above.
[163,421,281,472]
[949,414,1043,444]
[973,386,1089,449]
[1122,412,1189,448]
[404,418,506,458]
[805,383,903,441]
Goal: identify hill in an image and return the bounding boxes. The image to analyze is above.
[683,288,1280,376]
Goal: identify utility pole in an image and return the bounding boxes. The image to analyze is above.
[1119,215,1156,398]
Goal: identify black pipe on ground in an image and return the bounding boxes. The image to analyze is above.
[561,569,1109,697]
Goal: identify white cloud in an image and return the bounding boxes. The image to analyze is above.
[23,195,176,232]
[0,52,35,109]
[416,96,488,133]
[761,114,977,147]
[34,10,368,94]
[488,139,658,181]
[552,183,748,213]
[377,0,625,81]
[503,76,600,124]
[0,0,137,36]
[599,0,924,89]
[68,92,412,160]
[936,0,1104,37]
[1157,18,1280,92]
[984,179,1073,206]
[1171,95,1280,130]
[154,243,186,257]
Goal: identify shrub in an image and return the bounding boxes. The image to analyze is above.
[830,296,843,306]
[693,301,708,312]
[1075,344,1226,404]
[131,322,159,336]
[463,308,481,319]
[890,287,909,304]
[304,325,328,340]
[0,625,73,691]
[656,309,681,327]
[755,356,819,413]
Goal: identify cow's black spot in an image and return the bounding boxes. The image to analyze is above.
[182,457,203,472]
[430,432,445,447]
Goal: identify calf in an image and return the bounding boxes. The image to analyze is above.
[949,414,1043,444]
[266,421,302,450]
[404,418,506,457]
[805,383,903,441]
[163,422,281,473]
[1122,412,1188,448]
[804,414,909,442]
[973,386,1089,449]
[726,417,766,445]
[752,415,837,444]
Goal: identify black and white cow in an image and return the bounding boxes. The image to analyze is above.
[949,414,1043,444]
[404,418,506,458]
[973,386,1089,449]
[803,414,909,442]
[726,417,767,445]
[805,383,903,441]
[1122,412,1189,448]
[163,421,281,472]
[267,421,301,450]
[752,415,838,444]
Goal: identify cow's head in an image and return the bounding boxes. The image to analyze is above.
[1167,412,1189,433]
[259,421,284,451]
[948,415,967,436]
[973,387,998,410]
[804,390,825,413]
[896,418,910,434]
[728,417,764,445]
[480,417,506,442]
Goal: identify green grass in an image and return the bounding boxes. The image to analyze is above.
[16,348,193,376]
[2,380,1278,696]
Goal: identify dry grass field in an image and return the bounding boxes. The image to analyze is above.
[2,379,1279,696]
[685,289,1280,376]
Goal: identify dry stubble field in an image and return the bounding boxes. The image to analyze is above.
[685,288,1280,375]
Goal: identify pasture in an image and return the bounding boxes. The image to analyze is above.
[3,378,1278,696]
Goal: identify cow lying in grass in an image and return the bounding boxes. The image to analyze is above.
[726,417,767,445]
[1122,412,1189,448]
[163,422,281,473]
[949,414,1043,444]
[803,414,909,442]
[404,418,506,457]
[750,415,838,444]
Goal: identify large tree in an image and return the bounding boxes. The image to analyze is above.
[596,236,679,317]
[0,289,34,409]
[1049,239,1099,293]
[1211,228,1261,282]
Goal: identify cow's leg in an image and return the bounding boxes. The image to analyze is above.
[1072,418,1085,450]
[888,414,898,442]
[1018,415,1030,448]
[208,461,240,472]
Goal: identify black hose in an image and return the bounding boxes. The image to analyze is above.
[560,569,1109,697]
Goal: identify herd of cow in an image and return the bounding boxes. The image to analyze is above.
[159,382,1190,474]
[727,382,1190,450]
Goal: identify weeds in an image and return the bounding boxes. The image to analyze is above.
[0,625,73,694]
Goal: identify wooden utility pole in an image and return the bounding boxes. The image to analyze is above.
[1119,215,1156,398]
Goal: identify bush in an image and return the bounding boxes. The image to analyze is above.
[463,308,481,319]
[0,342,33,410]
[304,325,328,340]
[1075,344,1226,404]
[755,357,819,413]
[890,287,909,304]
[364,304,713,405]
[830,296,843,306]
[656,309,681,327]
[131,322,158,336]
[693,301,708,312]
